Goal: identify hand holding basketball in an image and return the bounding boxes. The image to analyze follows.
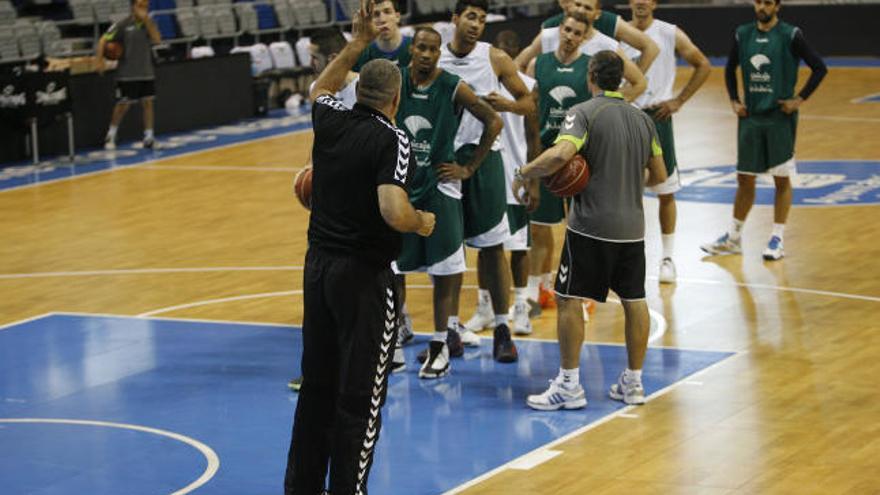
[543,154,590,197]
[104,41,124,61]
[294,167,313,210]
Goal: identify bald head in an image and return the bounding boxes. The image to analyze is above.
[357,59,402,112]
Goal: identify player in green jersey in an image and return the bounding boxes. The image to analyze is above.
[515,0,658,75]
[353,0,412,71]
[702,0,826,261]
[393,27,503,379]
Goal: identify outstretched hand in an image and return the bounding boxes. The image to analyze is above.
[352,0,378,43]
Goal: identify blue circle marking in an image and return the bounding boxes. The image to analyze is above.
[675,160,880,206]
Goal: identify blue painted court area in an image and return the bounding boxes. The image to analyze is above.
[0,314,733,494]
[675,160,880,206]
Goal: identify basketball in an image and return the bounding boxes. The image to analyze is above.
[543,154,590,197]
[294,167,313,210]
[104,41,124,61]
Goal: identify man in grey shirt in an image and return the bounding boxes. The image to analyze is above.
[513,50,667,411]
[96,0,161,150]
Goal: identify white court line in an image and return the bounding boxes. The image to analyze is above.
[136,290,303,317]
[0,127,311,195]
[0,418,219,495]
[669,276,880,303]
[53,311,298,330]
[441,351,748,495]
[0,266,304,280]
[687,106,880,123]
[0,312,56,331]
[140,165,299,172]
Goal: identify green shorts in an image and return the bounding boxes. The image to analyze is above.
[504,204,530,251]
[530,181,565,225]
[737,111,798,174]
[456,145,508,242]
[397,188,465,275]
[645,109,677,175]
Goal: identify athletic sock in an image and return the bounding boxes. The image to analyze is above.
[623,368,643,384]
[772,223,785,240]
[493,314,507,328]
[661,234,675,259]
[527,275,541,301]
[728,218,745,242]
[559,367,580,389]
[433,330,447,342]
[144,128,154,140]
[541,272,553,289]
[514,287,527,304]
[447,316,459,330]
[477,289,491,308]
[107,125,118,140]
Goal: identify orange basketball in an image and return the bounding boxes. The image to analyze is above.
[543,154,590,197]
[104,41,124,61]
[294,167,313,210]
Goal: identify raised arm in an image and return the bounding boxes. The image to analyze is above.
[615,21,658,74]
[650,27,710,120]
[485,47,536,116]
[619,50,647,103]
[438,83,503,181]
[514,32,543,72]
[310,1,376,101]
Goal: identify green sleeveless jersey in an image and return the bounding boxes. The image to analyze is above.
[542,10,618,38]
[737,21,800,115]
[536,52,592,148]
[396,67,461,202]
[353,36,413,72]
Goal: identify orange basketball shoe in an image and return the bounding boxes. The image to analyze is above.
[538,284,556,309]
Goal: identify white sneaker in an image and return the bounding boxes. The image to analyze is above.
[464,301,493,333]
[658,257,677,284]
[456,324,481,347]
[512,301,532,335]
[419,341,450,379]
[397,311,414,346]
[762,236,784,261]
[104,137,116,151]
[391,342,405,373]
[608,372,646,405]
[526,378,587,411]
[700,233,742,256]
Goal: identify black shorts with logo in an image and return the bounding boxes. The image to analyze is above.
[554,229,646,302]
[115,79,155,102]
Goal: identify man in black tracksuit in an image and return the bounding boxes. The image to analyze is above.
[284,4,436,494]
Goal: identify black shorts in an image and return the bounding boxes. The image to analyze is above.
[115,80,155,102]
[554,229,646,302]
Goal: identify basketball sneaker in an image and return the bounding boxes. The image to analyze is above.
[104,136,116,151]
[527,298,542,318]
[457,324,481,347]
[658,257,677,284]
[464,297,493,332]
[526,377,587,411]
[762,236,785,261]
[538,284,556,309]
[417,328,464,363]
[419,341,450,379]
[397,311,414,346]
[511,301,532,335]
[391,341,405,373]
[493,323,518,363]
[608,371,646,405]
[143,137,155,150]
[700,233,742,256]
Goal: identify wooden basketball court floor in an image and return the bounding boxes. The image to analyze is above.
[1,67,879,494]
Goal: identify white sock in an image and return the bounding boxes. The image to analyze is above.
[728,218,745,241]
[559,367,580,389]
[661,234,675,259]
[107,125,118,140]
[541,273,553,288]
[144,128,154,140]
[433,330,447,342]
[623,368,643,383]
[527,275,540,301]
[478,289,491,309]
[772,223,785,240]
[447,316,459,330]
[514,287,527,304]
[493,314,507,327]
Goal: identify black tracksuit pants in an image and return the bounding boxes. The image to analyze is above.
[285,248,398,495]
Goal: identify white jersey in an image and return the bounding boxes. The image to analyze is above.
[309,74,359,109]
[439,41,503,151]
[540,27,619,57]
[622,19,677,109]
[499,72,536,205]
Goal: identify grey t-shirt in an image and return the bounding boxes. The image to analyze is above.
[104,17,155,81]
[555,92,662,242]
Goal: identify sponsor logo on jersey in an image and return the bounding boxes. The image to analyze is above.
[0,84,26,108]
[549,86,577,105]
[750,54,771,71]
[670,161,880,206]
[35,82,68,106]
[748,54,773,94]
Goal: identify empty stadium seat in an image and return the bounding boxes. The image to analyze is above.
[14,20,41,60]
